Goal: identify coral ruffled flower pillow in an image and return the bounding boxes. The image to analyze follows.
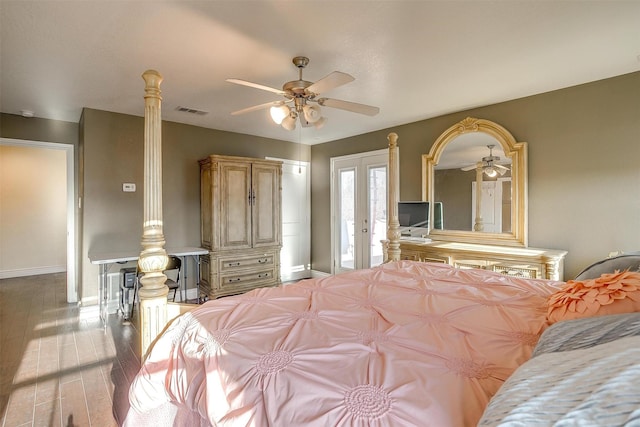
[547,269,640,324]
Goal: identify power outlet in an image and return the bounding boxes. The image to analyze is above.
[122,183,136,192]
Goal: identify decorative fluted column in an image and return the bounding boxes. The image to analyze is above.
[386,133,401,262]
[474,163,485,231]
[138,70,169,359]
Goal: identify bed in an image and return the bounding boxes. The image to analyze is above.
[126,71,640,426]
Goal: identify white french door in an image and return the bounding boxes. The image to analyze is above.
[331,150,388,274]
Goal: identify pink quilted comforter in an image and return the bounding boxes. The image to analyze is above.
[125,261,563,426]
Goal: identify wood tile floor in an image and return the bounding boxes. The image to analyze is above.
[1,273,140,426]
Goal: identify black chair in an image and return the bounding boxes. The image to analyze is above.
[119,267,138,321]
[130,256,183,319]
[164,255,182,302]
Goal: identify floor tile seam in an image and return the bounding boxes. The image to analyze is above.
[96,367,117,407]
[1,384,36,427]
[34,398,63,427]
[75,321,102,361]
[92,326,122,371]
[34,387,62,408]
[76,373,94,427]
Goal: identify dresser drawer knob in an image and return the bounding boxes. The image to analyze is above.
[227,262,241,267]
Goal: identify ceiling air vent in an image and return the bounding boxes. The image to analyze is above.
[176,106,208,115]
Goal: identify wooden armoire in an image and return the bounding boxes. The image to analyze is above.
[199,155,282,300]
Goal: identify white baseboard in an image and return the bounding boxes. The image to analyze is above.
[0,265,66,280]
[310,269,330,278]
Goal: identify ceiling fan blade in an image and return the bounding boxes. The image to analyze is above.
[461,164,478,171]
[231,101,283,116]
[306,71,354,95]
[226,78,285,95]
[318,97,380,116]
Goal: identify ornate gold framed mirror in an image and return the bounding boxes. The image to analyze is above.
[421,117,528,246]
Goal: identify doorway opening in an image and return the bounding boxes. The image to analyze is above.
[0,137,77,302]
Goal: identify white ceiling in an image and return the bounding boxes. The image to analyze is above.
[1,1,639,145]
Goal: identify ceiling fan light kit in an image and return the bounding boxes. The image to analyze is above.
[461,144,511,178]
[270,104,289,124]
[227,56,379,131]
[484,166,498,178]
[303,104,322,123]
[281,113,297,131]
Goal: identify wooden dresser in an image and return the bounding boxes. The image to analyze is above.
[199,155,282,299]
[394,239,567,281]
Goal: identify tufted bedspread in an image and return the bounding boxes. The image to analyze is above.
[125,261,563,426]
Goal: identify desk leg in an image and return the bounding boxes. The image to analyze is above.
[99,263,109,327]
[195,254,201,304]
[181,255,187,303]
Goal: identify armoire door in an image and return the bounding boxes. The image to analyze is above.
[219,161,252,249]
[251,162,281,248]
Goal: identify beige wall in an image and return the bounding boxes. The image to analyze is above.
[0,145,67,276]
[311,72,640,279]
[80,109,308,303]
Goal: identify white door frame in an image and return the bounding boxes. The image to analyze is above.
[0,137,77,302]
[330,149,388,274]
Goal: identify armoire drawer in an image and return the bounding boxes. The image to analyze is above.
[218,253,275,273]
[219,269,275,288]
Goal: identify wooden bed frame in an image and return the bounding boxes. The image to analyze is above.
[136,70,401,358]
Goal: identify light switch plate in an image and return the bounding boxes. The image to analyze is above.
[123,183,136,192]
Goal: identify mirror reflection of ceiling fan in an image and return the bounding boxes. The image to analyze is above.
[461,144,510,177]
[226,56,379,131]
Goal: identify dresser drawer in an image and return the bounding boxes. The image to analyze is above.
[218,253,275,273]
[492,264,540,279]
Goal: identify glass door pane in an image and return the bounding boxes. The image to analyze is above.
[339,168,355,270]
[368,165,387,267]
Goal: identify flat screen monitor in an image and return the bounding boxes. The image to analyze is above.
[398,201,429,228]
[398,201,444,230]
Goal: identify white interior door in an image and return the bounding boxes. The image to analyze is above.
[331,150,387,274]
[268,158,311,281]
[472,179,504,233]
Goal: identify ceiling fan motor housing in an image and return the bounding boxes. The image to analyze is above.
[283,80,315,97]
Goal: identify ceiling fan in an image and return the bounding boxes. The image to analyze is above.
[226,56,380,130]
[461,144,510,177]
